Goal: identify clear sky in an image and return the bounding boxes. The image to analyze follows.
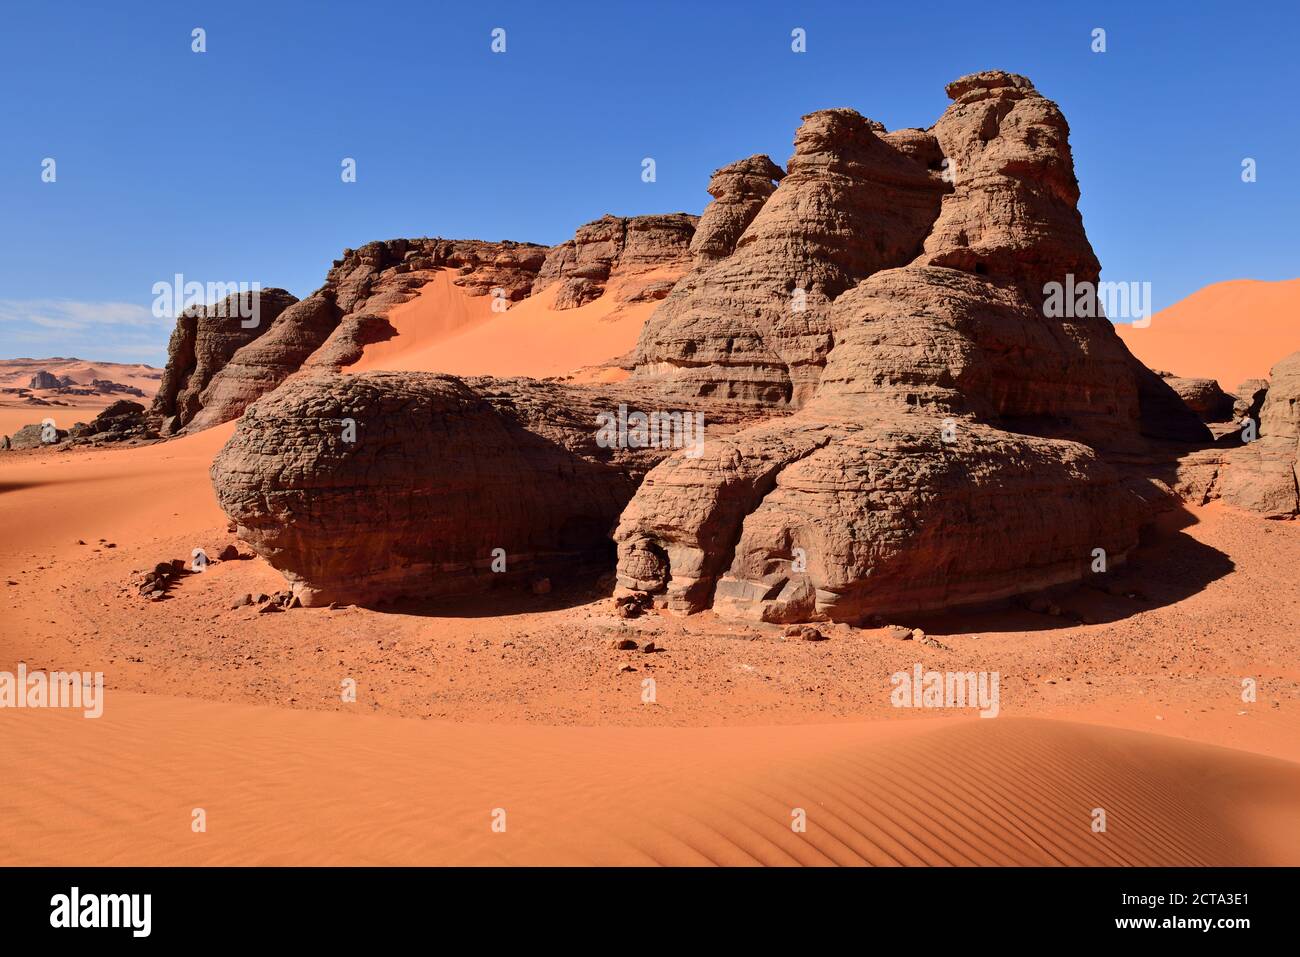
[1,0,1296,364]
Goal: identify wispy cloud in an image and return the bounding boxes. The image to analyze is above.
[0,299,160,332]
[0,299,169,364]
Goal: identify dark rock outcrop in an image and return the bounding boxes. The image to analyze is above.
[213,372,757,605]
[28,371,73,389]
[67,400,157,445]
[6,422,67,449]
[1161,375,1235,422]
[151,287,299,433]
[155,241,549,435]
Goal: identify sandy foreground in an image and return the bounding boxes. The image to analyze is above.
[2,284,1298,866]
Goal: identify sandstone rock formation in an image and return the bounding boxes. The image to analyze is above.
[151,288,299,434]
[67,400,158,445]
[1234,378,1269,422]
[689,155,785,263]
[28,370,73,389]
[1219,351,1300,517]
[6,422,66,449]
[212,71,1211,618]
[1161,375,1234,422]
[531,214,698,309]
[155,223,696,435]
[213,372,758,605]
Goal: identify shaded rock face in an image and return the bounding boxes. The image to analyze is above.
[151,288,299,432]
[1219,351,1300,518]
[212,372,758,605]
[532,214,698,309]
[1162,376,1235,423]
[212,70,1210,618]
[1233,378,1269,422]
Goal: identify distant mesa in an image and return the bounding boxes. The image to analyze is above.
[29,370,74,390]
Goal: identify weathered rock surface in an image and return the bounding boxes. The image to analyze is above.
[1234,378,1269,422]
[160,241,549,434]
[1219,351,1300,517]
[532,214,698,309]
[689,155,785,263]
[1162,375,1235,422]
[630,107,950,407]
[67,400,158,445]
[151,287,299,432]
[615,70,1205,623]
[211,70,1214,618]
[213,371,757,605]
[6,422,66,449]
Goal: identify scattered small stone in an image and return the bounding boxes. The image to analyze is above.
[218,543,241,561]
[641,641,657,653]
[617,663,637,673]
[231,594,253,609]
[258,603,284,614]
[783,624,826,641]
[613,590,652,619]
[884,624,913,640]
[611,637,638,651]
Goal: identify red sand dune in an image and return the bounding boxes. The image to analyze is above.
[3,695,1297,866]
[1116,278,1300,389]
[346,269,666,380]
[2,416,1298,865]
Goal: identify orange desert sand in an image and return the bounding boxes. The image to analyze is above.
[1117,278,1300,390]
[2,281,1298,866]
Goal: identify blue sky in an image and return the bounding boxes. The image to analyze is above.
[1,0,1296,364]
